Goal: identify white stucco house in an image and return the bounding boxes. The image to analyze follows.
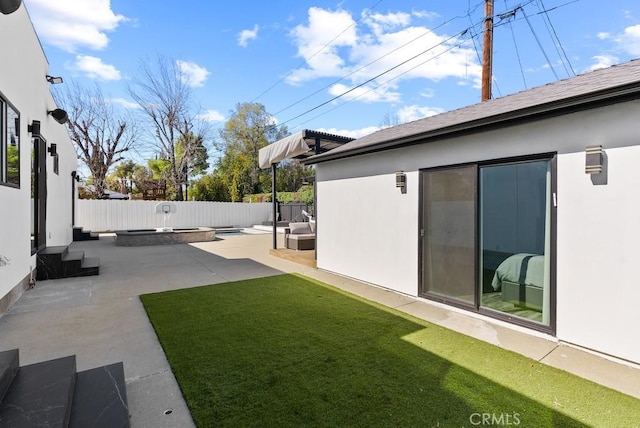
[307,59,640,366]
[0,3,79,314]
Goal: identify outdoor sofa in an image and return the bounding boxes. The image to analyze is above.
[285,221,315,250]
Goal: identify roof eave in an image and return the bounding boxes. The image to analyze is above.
[305,82,640,165]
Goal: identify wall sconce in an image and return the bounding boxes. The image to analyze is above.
[27,120,41,135]
[46,75,64,84]
[0,0,22,15]
[585,145,603,174]
[47,143,57,157]
[71,171,81,182]
[396,171,406,190]
[48,108,69,124]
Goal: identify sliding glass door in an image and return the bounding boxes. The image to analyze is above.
[421,166,476,306]
[421,157,553,329]
[479,160,551,325]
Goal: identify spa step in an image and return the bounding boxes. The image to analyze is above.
[73,227,100,241]
[36,246,100,280]
[69,362,130,427]
[0,349,19,403]
[0,355,77,427]
[0,350,130,428]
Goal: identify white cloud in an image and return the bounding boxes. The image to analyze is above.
[176,60,210,87]
[108,98,140,109]
[614,24,640,56]
[597,32,610,40]
[198,110,225,123]
[73,55,121,80]
[396,104,443,123]
[24,0,126,52]
[286,7,480,103]
[238,25,259,47]
[588,54,618,71]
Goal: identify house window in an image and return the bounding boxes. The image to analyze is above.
[1,95,20,187]
[421,156,554,331]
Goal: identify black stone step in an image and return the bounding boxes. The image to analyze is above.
[74,227,101,241]
[61,251,85,277]
[78,257,100,277]
[36,246,70,280]
[69,362,130,428]
[0,349,19,403]
[0,355,76,427]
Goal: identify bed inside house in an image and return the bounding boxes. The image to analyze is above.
[481,252,546,322]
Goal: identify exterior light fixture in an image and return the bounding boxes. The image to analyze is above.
[47,143,57,157]
[396,171,407,191]
[585,145,603,174]
[28,120,41,135]
[48,108,69,124]
[46,75,64,84]
[0,0,22,15]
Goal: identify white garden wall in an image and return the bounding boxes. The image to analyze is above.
[76,200,272,231]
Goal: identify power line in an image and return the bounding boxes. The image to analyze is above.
[501,1,527,89]
[519,6,559,80]
[272,5,483,118]
[250,0,386,103]
[537,0,576,76]
[279,29,469,128]
[291,36,474,131]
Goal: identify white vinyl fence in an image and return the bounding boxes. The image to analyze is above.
[76,200,272,231]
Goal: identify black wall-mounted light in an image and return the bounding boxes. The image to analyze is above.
[46,75,64,84]
[48,108,69,124]
[0,0,22,15]
[27,120,41,135]
[47,143,57,157]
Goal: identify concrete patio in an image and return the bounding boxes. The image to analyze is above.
[0,231,638,427]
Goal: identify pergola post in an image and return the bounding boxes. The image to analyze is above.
[272,163,277,250]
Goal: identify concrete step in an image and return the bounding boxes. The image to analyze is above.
[69,362,130,428]
[0,355,76,427]
[0,349,19,403]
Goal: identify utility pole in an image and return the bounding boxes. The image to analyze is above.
[481,0,494,102]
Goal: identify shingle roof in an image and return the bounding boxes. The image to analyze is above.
[306,59,640,164]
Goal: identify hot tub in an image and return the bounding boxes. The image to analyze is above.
[114,227,216,246]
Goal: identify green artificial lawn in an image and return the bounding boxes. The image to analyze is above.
[141,274,640,427]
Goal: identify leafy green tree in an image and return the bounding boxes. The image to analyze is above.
[276,159,313,192]
[113,159,137,194]
[190,173,230,201]
[216,102,288,201]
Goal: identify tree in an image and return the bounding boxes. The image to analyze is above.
[216,102,288,201]
[113,159,137,194]
[57,83,139,199]
[190,173,230,201]
[128,55,210,201]
[276,159,313,192]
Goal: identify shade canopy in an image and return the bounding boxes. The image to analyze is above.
[259,129,354,169]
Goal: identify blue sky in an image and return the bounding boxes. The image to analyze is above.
[22,0,640,148]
